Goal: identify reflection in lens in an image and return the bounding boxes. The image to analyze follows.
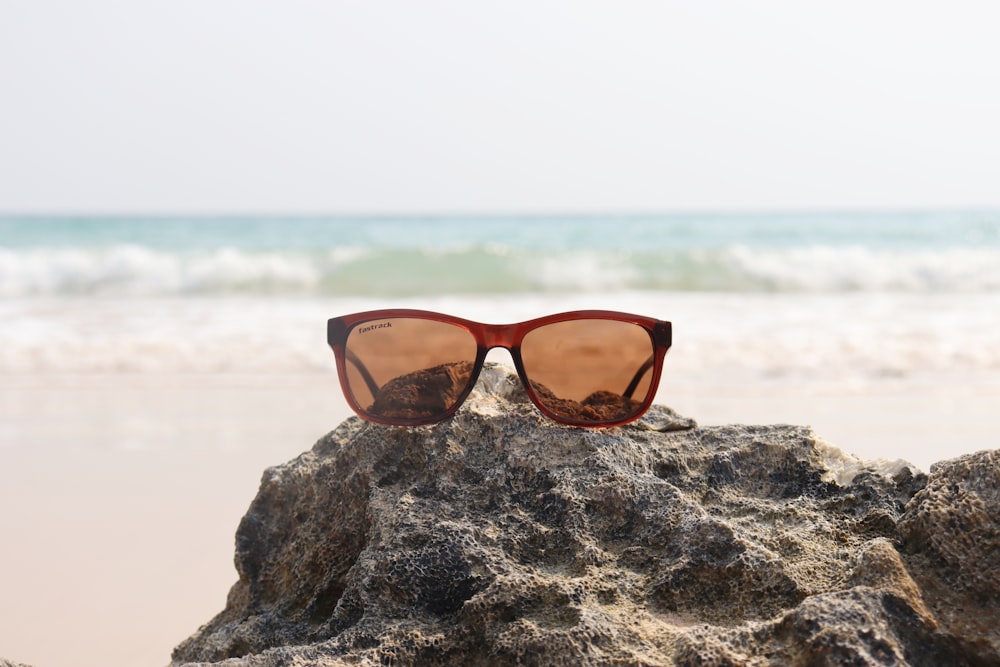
[344,318,477,421]
[520,318,654,423]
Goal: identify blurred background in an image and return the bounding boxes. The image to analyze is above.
[2,3,999,666]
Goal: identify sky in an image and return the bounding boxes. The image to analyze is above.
[2,0,999,214]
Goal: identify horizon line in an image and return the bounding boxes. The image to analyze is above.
[2,206,999,220]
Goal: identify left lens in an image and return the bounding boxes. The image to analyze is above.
[520,318,655,424]
[344,317,478,423]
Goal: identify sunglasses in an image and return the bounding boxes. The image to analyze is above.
[327,309,672,427]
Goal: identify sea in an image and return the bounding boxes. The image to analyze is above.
[2,212,1000,396]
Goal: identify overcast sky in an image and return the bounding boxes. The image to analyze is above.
[2,1,998,214]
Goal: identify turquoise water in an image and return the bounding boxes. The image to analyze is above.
[3,211,1000,249]
[2,212,999,296]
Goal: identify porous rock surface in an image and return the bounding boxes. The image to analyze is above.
[172,366,999,666]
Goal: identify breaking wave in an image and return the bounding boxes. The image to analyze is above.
[2,242,1000,297]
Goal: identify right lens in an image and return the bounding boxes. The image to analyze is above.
[520,317,655,424]
[344,317,478,422]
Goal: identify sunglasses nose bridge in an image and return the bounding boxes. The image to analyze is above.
[481,323,520,351]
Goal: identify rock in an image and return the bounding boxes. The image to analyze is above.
[897,450,1000,660]
[172,365,999,666]
[0,660,33,667]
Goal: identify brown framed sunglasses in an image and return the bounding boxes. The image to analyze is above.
[327,309,672,427]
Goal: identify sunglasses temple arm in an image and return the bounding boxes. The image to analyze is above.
[622,355,655,399]
[345,348,381,398]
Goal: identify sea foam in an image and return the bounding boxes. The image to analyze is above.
[0,245,321,296]
[3,292,999,397]
[2,243,1000,296]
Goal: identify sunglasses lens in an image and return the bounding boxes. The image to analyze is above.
[344,318,478,423]
[520,319,655,424]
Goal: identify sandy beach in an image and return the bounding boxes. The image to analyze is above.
[0,373,334,667]
[1,367,997,666]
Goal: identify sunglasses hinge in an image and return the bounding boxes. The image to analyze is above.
[328,318,347,346]
[655,321,672,348]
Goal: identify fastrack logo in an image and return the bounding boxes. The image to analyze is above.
[358,321,393,334]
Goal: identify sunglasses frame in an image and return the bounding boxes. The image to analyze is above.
[327,309,672,427]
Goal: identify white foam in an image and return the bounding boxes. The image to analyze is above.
[3,292,1000,397]
[327,246,372,264]
[719,244,1000,292]
[4,243,1000,297]
[528,251,640,292]
[0,246,321,297]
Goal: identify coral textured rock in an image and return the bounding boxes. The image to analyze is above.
[172,366,999,666]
